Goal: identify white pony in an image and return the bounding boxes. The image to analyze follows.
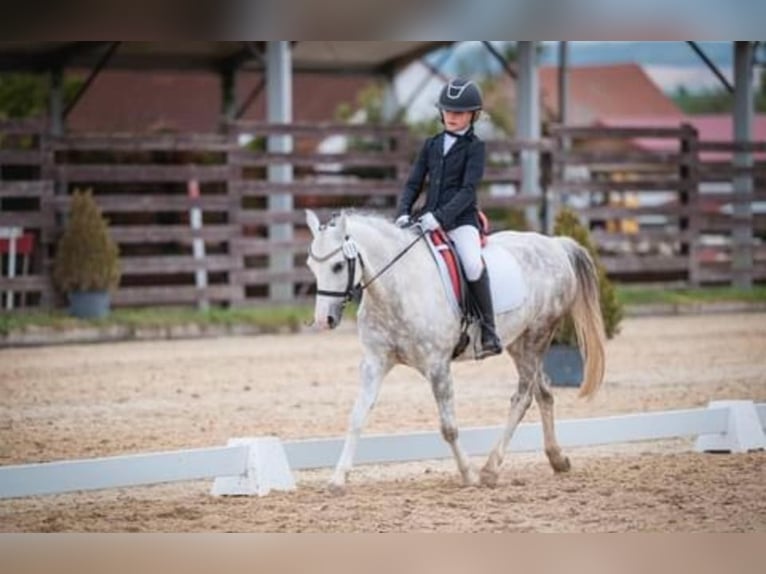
[306,209,605,493]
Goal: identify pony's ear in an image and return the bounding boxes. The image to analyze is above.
[305,209,321,236]
[337,211,349,235]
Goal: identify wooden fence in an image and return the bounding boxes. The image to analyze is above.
[550,124,765,285]
[0,120,762,311]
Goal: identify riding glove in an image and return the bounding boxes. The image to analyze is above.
[418,212,441,231]
[395,214,411,228]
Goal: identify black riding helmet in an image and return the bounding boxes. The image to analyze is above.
[436,78,483,112]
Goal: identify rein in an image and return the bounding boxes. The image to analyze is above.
[309,227,426,305]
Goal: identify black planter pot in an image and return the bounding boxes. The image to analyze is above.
[543,344,583,387]
[68,291,111,319]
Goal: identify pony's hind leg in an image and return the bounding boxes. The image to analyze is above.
[534,369,571,473]
[479,348,534,488]
[427,362,479,487]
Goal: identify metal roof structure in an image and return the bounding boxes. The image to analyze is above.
[0,42,452,75]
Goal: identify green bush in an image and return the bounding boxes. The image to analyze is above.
[553,207,623,345]
[53,189,121,293]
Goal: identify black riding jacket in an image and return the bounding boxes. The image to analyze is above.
[397,129,485,231]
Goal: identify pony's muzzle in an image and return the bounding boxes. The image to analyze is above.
[314,301,344,330]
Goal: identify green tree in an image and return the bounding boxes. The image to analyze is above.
[553,207,623,344]
[0,73,83,120]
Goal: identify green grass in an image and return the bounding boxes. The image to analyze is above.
[0,305,314,337]
[2,286,764,338]
[616,284,766,307]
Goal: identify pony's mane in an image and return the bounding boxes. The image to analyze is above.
[347,210,399,233]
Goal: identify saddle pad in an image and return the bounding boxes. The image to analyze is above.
[482,241,527,314]
[424,232,462,315]
[424,233,527,316]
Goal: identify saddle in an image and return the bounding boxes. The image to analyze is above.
[427,211,490,310]
[423,214,527,358]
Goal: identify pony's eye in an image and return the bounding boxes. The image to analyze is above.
[331,262,344,274]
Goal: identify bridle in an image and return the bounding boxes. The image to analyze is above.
[308,228,426,308]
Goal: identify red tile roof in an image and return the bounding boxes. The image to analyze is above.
[539,63,683,124]
[67,70,375,133]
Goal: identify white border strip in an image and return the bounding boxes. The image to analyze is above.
[0,445,249,499]
[284,406,730,469]
[1,404,763,500]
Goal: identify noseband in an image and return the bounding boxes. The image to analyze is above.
[308,229,425,307]
[308,237,365,305]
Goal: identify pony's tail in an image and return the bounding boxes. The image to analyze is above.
[563,239,606,399]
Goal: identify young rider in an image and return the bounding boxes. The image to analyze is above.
[395,78,502,359]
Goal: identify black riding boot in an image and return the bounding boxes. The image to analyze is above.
[468,268,503,359]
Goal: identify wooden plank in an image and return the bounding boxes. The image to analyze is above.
[230,150,410,167]
[109,224,237,243]
[698,164,766,179]
[231,268,315,285]
[0,181,53,198]
[120,255,242,274]
[112,285,242,306]
[0,119,44,134]
[551,179,692,192]
[51,194,234,212]
[232,180,401,197]
[55,164,235,183]
[0,212,48,228]
[601,254,688,274]
[0,150,44,165]
[697,140,766,153]
[550,125,687,139]
[553,150,691,165]
[483,167,523,181]
[582,205,694,219]
[230,238,308,257]
[592,229,693,243]
[53,133,234,152]
[480,195,543,209]
[227,121,409,137]
[485,139,553,153]
[0,275,49,292]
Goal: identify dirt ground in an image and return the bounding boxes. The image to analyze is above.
[1,312,764,532]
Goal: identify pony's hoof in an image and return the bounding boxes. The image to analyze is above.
[479,467,499,488]
[551,455,571,473]
[462,468,480,487]
[327,482,347,496]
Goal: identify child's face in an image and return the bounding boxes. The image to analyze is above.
[442,110,473,132]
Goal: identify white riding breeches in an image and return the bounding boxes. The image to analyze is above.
[448,225,484,281]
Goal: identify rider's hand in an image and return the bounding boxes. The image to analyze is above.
[395,214,411,228]
[418,212,441,232]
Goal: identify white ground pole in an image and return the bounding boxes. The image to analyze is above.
[267,41,294,302]
[0,402,763,499]
[516,41,541,231]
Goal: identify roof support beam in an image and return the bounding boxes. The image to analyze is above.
[64,42,120,119]
[482,42,517,80]
[686,41,734,94]
[732,41,754,289]
[266,41,294,302]
[392,47,454,121]
[516,41,542,231]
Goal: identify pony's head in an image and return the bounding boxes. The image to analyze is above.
[305,209,363,330]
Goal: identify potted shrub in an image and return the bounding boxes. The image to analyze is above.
[544,207,623,387]
[53,189,121,319]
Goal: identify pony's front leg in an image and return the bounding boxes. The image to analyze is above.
[329,353,391,494]
[428,363,479,487]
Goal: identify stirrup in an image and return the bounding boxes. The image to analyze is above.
[476,331,503,359]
